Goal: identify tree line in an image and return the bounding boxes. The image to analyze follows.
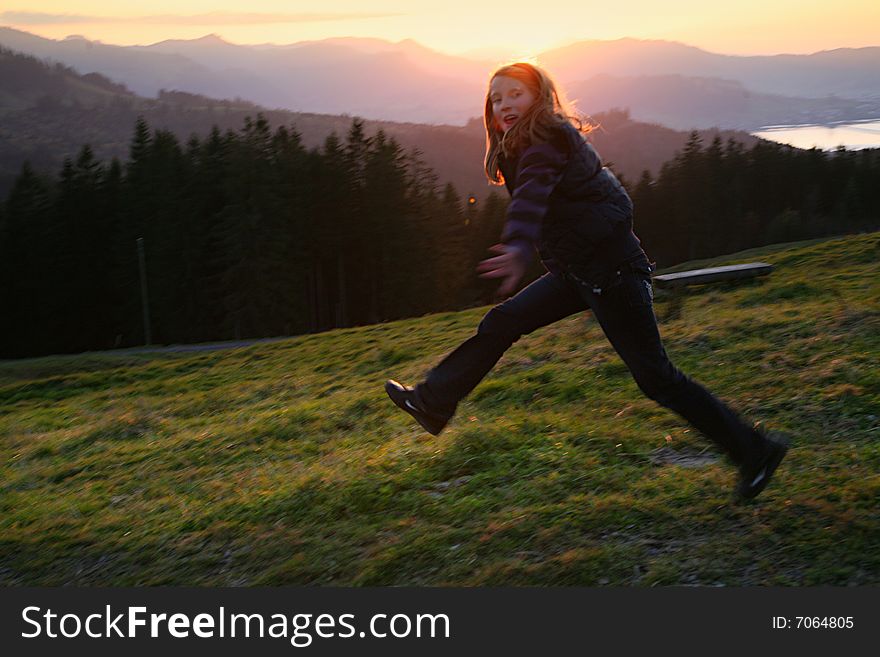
[1,118,877,359]
[0,116,508,358]
[631,132,879,264]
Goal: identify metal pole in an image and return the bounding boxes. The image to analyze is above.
[137,237,152,346]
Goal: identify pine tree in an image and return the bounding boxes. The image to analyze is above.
[270,123,311,336]
[51,145,116,352]
[114,117,157,346]
[187,126,233,342]
[363,129,412,321]
[142,128,187,343]
[0,163,54,357]
[304,131,349,331]
[213,115,289,339]
[676,131,706,260]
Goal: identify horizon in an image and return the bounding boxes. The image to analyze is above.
[2,1,879,58]
[2,25,879,62]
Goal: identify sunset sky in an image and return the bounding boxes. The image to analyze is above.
[2,1,878,58]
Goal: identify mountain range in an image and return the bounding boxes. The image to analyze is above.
[2,27,879,130]
[0,45,762,201]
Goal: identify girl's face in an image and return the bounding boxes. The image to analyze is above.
[489,75,537,133]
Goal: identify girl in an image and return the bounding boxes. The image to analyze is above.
[386,62,788,500]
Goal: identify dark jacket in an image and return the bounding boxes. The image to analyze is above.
[498,121,645,289]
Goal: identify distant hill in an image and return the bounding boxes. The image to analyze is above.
[0,28,253,105]
[1,27,878,130]
[566,74,878,131]
[0,47,135,110]
[0,27,486,125]
[0,46,762,199]
[540,38,880,100]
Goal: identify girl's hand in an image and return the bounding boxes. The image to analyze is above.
[476,243,527,298]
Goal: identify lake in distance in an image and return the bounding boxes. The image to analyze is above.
[752,119,880,150]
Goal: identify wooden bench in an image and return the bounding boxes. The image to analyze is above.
[652,262,774,289]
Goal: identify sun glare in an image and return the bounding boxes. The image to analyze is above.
[488,52,542,74]
[507,53,540,66]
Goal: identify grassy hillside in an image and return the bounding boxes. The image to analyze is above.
[1,233,878,586]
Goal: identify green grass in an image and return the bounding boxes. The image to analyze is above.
[2,232,879,586]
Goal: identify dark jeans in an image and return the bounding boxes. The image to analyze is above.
[415,254,764,465]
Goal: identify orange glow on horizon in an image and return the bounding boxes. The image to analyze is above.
[1,1,878,57]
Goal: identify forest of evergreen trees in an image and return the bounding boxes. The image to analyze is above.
[0,116,511,358]
[1,116,878,359]
[631,132,879,264]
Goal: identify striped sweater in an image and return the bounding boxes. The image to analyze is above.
[497,122,644,282]
[499,141,568,273]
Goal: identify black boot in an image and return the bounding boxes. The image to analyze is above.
[736,430,790,500]
[385,380,452,436]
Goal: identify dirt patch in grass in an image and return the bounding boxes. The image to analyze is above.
[649,446,721,468]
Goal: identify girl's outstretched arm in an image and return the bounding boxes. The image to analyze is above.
[476,243,527,298]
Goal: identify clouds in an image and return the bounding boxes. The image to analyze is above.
[0,11,398,26]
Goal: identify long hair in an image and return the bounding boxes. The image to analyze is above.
[483,62,590,185]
